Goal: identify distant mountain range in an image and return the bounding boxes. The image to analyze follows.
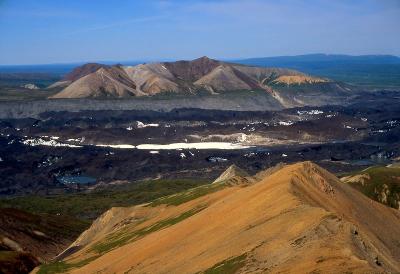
[48,56,337,99]
[235,54,400,66]
[234,54,400,89]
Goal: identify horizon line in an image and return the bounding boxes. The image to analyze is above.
[1,53,399,67]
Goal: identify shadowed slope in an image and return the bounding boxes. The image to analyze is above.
[0,208,88,273]
[164,56,221,82]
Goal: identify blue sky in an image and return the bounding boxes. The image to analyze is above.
[0,0,399,65]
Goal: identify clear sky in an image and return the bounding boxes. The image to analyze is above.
[0,0,399,65]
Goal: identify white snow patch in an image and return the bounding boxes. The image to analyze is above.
[22,138,82,148]
[208,157,228,162]
[66,137,85,143]
[282,153,288,157]
[137,142,251,150]
[126,126,134,131]
[150,151,159,154]
[297,110,324,115]
[325,112,338,118]
[137,121,159,128]
[94,142,251,150]
[180,153,186,158]
[96,144,136,149]
[278,121,294,126]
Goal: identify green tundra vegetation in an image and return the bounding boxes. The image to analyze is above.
[342,166,400,209]
[0,179,211,221]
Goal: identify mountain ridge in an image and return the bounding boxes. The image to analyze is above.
[49,57,334,99]
[39,161,400,273]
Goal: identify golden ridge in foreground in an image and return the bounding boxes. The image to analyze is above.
[45,162,400,274]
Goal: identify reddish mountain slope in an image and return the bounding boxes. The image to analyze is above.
[63,63,110,82]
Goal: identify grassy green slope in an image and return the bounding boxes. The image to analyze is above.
[0,179,211,221]
[36,180,224,274]
[341,166,400,209]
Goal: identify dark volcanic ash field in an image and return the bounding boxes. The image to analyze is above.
[0,92,399,196]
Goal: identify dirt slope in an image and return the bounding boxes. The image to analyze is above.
[51,66,144,98]
[212,164,254,186]
[123,64,180,95]
[40,162,400,274]
[194,64,256,92]
[272,75,328,85]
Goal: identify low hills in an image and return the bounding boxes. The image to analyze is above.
[38,162,400,273]
[49,57,333,99]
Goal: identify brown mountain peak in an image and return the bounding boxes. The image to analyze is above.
[213,164,250,184]
[62,63,109,82]
[193,56,214,62]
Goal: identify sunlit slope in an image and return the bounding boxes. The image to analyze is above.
[40,162,400,273]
